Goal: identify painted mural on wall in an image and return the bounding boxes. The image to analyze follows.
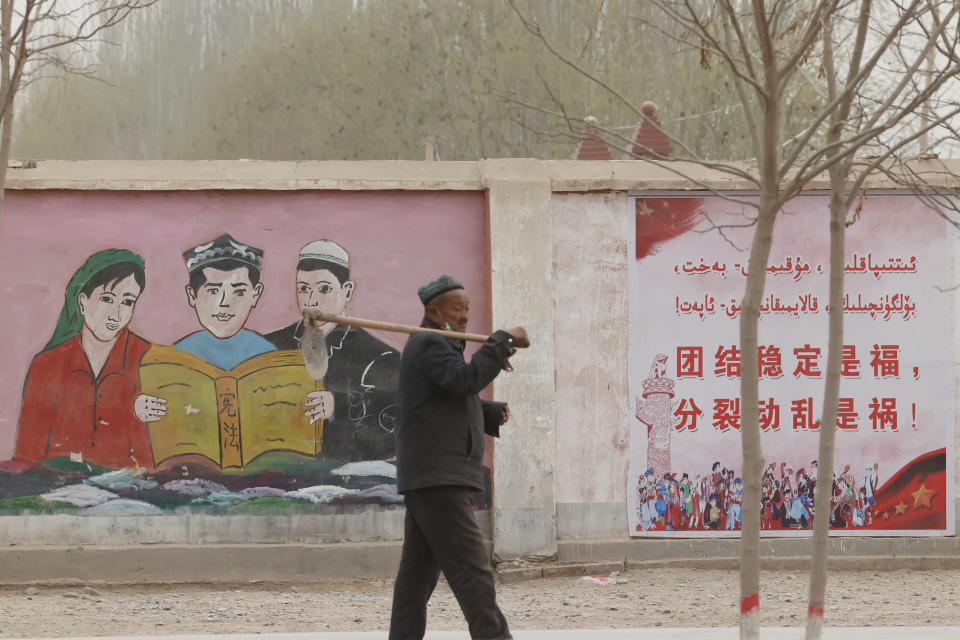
[628,194,955,537]
[0,190,490,516]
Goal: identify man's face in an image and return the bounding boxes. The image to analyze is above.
[428,288,470,333]
[296,268,354,334]
[186,266,263,339]
[78,274,142,342]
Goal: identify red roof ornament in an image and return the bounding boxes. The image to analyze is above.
[623,102,673,159]
[574,116,612,160]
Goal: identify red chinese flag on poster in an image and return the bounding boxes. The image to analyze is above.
[867,449,947,531]
[636,198,703,260]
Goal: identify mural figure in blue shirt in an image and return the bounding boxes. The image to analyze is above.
[175,234,274,370]
[141,234,333,428]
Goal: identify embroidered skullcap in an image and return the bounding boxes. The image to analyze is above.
[299,239,350,269]
[183,233,263,273]
[417,274,463,305]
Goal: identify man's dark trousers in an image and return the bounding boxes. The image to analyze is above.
[389,486,511,640]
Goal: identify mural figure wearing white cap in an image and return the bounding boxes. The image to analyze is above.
[266,239,399,462]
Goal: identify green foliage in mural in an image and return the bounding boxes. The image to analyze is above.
[219,452,344,477]
[35,457,113,476]
[229,496,315,515]
[0,495,77,515]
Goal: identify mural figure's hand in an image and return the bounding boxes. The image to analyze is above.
[305,390,334,424]
[135,394,166,422]
[499,404,511,425]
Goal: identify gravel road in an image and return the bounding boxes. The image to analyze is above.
[1,568,957,637]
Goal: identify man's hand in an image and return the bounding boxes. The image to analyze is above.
[304,390,335,425]
[499,404,511,426]
[504,327,530,348]
[134,394,166,422]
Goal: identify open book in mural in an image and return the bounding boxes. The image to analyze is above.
[139,346,322,468]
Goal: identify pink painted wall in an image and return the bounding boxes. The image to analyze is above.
[0,189,490,460]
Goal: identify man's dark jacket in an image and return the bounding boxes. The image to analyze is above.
[396,319,513,493]
[265,321,399,461]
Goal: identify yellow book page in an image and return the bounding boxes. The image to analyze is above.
[139,346,221,466]
[236,350,321,462]
[231,348,312,377]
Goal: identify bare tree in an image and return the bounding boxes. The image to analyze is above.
[0,0,155,219]
[508,1,960,638]
[803,3,960,638]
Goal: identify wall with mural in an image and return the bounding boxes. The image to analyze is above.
[4,161,958,569]
[0,189,490,518]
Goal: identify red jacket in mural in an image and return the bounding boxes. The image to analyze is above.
[14,329,154,469]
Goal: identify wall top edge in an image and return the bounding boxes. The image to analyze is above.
[6,158,960,192]
[3,160,486,191]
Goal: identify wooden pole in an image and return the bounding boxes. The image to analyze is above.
[304,310,490,343]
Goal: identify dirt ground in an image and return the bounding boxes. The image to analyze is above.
[0,568,957,637]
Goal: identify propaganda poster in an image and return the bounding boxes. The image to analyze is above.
[628,194,954,537]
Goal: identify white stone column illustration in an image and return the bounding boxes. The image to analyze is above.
[636,353,675,477]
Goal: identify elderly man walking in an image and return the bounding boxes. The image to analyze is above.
[389,275,529,640]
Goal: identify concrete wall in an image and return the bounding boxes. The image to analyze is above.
[2,159,959,582]
[551,191,631,539]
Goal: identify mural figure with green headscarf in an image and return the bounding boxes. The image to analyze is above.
[14,249,161,469]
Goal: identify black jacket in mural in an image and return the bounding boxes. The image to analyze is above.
[395,319,512,494]
[264,321,399,461]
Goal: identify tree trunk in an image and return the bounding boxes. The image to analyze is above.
[805,170,848,639]
[0,95,12,219]
[739,195,779,639]
[740,6,783,624]
[0,0,11,223]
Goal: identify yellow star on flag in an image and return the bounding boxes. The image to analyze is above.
[894,501,908,515]
[881,511,890,520]
[911,482,936,510]
[638,200,654,216]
